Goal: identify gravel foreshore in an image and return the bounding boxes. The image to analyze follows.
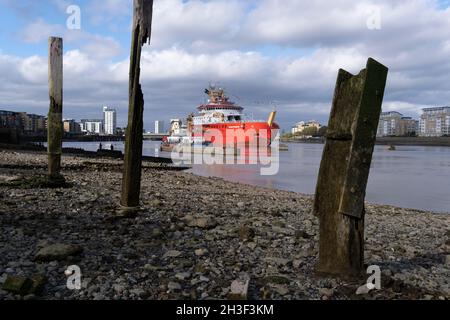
[0,150,449,300]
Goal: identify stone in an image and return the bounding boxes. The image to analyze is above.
[2,276,33,296]
[264,275,291,285]
[238,226,255,241]
[445,255,450,266]
[319,288,334,297]
[29,275,47,295]
[163,250,182,259]
[175,272,191,281]
[272,285,289,296]
[228,279,249,300]
[35,244,83,261]
[168,282,182,291]
[184,215,218,229]
[293,260,302,268]
[264,257,290,266]
[356,284,373,295]
[195,248,208,257]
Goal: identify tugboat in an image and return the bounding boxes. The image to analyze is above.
[162,85,280,150]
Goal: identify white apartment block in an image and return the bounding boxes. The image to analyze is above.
[419,107,450,137]
[80,119,103,134]
[155,120,164,134]
[103,106,117,135]
[291,120,321,135]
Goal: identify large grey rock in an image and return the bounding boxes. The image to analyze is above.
[228,278,250,300]
[35,244,83,261]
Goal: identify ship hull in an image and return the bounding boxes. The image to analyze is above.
[193,121,280,147]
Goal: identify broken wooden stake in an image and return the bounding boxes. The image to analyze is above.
[120,0,154,208]
[313,58,388,278]
[47,37,63,179]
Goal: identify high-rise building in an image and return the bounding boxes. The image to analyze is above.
[155,120,164,134]
[419,107,450,137]
[103,106,117,135]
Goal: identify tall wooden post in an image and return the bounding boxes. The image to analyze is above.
[313,58,388,278]
[48,37,63,179]
[121,0,154,208]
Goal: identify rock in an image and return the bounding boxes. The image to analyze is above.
[295,230,313,240]
[184,215,217,229]
[113,284,125,294]
[264,257,291,267]
[35,244,83,261]
[293,259,302,268]
[149,199,163,207]
[356,284,373,295]
[238,226,255,241]
[319,288,334,297]
[445,255,450,265]
[151,227,163,239]
[0,273,7,285]
[237,202,245,208]
[264,275,291,285]
[113,207,138,219]
[2,275,33,296]
[175,272,191,280]
[168,282,182,291]
[195,248,208,257]
[228,279,249,300]
[163,250,182,259]
[272,285,289,296]
[130,288,147,298]
[29,275,47,295]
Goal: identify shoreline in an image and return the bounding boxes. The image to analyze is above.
[282,136,450,147]
[0,150,449,300]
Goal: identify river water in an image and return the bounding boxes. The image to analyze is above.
[61,141,450,213]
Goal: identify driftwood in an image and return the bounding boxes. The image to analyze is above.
[47,37,63,178]
[313,58,388,278]
[121,0,154,208]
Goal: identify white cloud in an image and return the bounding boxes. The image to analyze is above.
[3,0,450,129]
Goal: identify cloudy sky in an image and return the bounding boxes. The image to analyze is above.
[1,0,450,131]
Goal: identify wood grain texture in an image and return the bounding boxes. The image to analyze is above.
[47,37,63,178]
[313,58,388,278]
[121,0,154,208]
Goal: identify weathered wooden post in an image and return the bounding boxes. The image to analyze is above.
[313,58,388,278]
[121,0,154,208]
[47,37,64,179]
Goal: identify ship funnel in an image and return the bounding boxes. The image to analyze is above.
[267,111,277,127]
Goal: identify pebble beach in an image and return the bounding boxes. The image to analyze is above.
[0,150,449,300]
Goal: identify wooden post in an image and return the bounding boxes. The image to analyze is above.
[48,37,63,179]
[121,0,154,208]
[313,58,388,278]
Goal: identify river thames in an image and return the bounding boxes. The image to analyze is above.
[61,141,450,213]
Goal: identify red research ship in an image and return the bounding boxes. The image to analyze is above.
[186,86,279,147]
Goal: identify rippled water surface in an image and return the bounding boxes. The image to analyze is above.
[62,141,450,213]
